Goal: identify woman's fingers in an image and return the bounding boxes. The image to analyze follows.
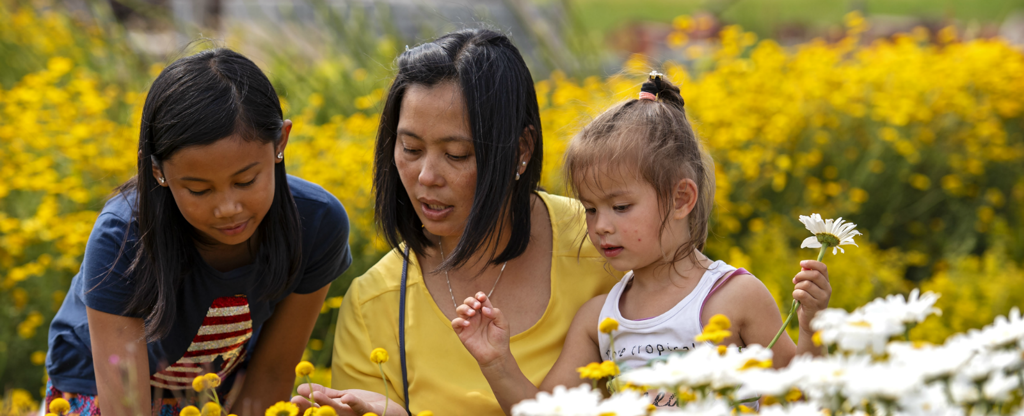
[296,383,336,397]
[456,303,476,318]
[452,317,470,332]
[290,395,313,412]
[312,391,358,416]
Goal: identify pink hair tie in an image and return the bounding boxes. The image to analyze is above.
[638,91,657,101]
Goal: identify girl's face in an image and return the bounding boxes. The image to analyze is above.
[154,129,288,249]
[578,167,695,274]
[394,82,477,243]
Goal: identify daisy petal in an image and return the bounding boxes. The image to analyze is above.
[801,236,821,249]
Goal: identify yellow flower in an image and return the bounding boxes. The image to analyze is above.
[203,373,221,388]
[363,414,379,416]
[764,395,780,406]
[576,362,603,380]
[812,331,823,346]
[181,406,201,416]
[737,404,756,414]
[201,402,221,416]
[738,358,773,371]
[599,360,620,378]
[49,398,70,415]
[302,409,315,416]
[265,402,299,416]
[694,328,731,344]
[708,314,731,331]
[295,361,315,377]
[785,388,803,402]
[716,345,728,356]
[599,317,619,334]
[416,412,434,416]
[370,348,389,364]
[192,375,207,392]
[315,406,337,416]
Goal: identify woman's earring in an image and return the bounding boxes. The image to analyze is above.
[277,152,284,159]
[515,172,520,181]
[159,177,166,184]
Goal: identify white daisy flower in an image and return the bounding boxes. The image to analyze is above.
[843,361,923,404]
[886,342,972,381]
[594,390,649,416]
[799,213,862,255]
[511,384,601,416]
[896,385,964,416]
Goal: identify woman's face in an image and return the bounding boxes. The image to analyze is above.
[394,82,477,242]
[154,130,288,248]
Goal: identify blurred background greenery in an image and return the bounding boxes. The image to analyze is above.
[2,0,1024,413]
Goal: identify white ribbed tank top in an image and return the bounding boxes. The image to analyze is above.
[597,260,744,371]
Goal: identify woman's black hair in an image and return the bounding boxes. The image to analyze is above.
[117,48,303,341]
[373,28,543,270]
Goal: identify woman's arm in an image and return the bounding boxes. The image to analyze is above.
[453,293,605,415]
[229,285,330,415]
[86,307,151,416]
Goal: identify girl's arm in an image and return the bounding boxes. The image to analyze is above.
[86,307,151,416]
[452,293,604,415]
[229,285,330,415]
[701,261,830,368]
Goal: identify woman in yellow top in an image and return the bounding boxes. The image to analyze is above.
[291,29,619,415]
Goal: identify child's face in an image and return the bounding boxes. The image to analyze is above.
[578,169,690,273]
[154,134,285,248]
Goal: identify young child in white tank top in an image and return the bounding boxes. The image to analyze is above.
[451,74,833,413]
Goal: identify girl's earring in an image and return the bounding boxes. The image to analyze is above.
[277,152,284,160]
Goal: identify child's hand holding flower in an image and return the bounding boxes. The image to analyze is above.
[792,260,831,334]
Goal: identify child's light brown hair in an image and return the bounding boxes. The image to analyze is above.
[564,74,715,265]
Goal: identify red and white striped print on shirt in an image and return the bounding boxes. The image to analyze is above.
[150,296,252,389]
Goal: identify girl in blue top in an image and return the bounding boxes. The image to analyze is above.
[46,48,352,416]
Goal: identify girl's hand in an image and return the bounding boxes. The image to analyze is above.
[291,383,408,416]
[793,260,831,333]
[451,292,511,367]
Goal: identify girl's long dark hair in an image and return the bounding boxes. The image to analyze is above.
[373,28,543,270]
[118,48,302,341]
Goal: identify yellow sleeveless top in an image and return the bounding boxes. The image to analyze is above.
[331,192,620,415]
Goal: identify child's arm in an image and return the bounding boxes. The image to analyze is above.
[230,285,331,414]
[452,292,605,415]
[701,260,830,367]
[86,307,151,416]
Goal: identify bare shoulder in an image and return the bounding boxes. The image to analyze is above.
[573,294,609,342]
[701,272,779,327]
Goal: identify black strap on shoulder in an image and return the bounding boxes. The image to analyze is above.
[399,246,411,412]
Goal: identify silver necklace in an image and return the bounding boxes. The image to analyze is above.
[439,244,507,309]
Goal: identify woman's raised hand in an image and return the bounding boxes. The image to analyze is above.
[451,292,511,367]
[290,383,408,416]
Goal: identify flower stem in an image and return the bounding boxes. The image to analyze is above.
[379,363,389,416]
[767,245,830,350]
[304,375,316,407]
[767,300,799,350]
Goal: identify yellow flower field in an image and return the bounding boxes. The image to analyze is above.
[2,4,1023,411]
